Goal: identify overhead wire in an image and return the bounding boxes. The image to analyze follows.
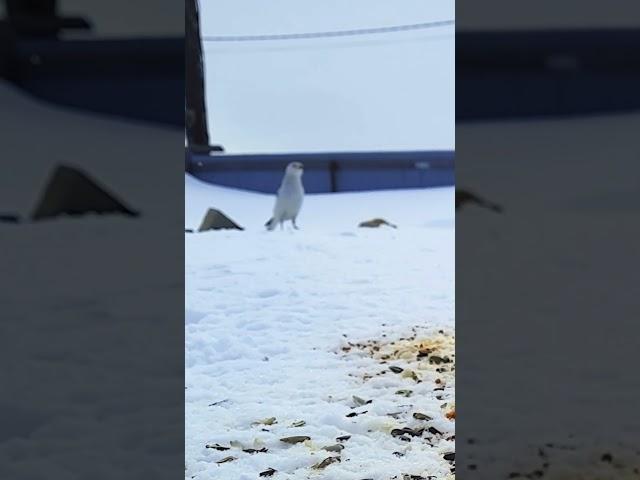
[202,20,454,42]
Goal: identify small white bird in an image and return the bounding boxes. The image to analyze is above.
[265,162,304,230]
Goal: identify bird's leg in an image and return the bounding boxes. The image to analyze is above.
[279,221,284,230]
[292,218,299,230]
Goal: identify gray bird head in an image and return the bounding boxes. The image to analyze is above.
[285,162,304,177]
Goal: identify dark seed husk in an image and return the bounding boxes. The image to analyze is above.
[412,412,433,421]
[280,436,310,444]
[322,444,345,453]
[243,447,268,454]
[312,456,341,469]
[215,456,236,464]
[205,443,230,451]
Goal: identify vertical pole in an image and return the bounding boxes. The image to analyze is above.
[329,160,338,192]
[185,0,210,151]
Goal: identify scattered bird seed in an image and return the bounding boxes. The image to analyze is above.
[252,417,277,426]
[395,389,413,397]
[402,370,420,382]
[215,456,236,464]
[205,443,229,451]
[353,395,372,406]
[322,444,345,453]
[389,366,404,374]
[242,447,268,454]
[259,467,276,477]
[346,410,368,418]
[312,456,341,469]
[290,420,306,427]
[280,436,310,444]
[336,435,351,442]
[412,412,432,421]
[429,355,451,365]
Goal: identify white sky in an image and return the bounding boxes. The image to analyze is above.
[200,0,455,153]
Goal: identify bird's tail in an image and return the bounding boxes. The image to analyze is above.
[265,217,276,230]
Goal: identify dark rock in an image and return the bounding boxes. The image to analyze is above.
[32,165,139,220]
[198,208,243,231]
[0,214,20,223]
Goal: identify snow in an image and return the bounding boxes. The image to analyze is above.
[185,175,455,479]
[1,81,183,479]
[457,112,640,476]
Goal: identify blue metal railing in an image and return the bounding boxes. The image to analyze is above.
[186,150,454,193]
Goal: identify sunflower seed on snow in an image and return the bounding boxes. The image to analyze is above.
[280,436,310,444]
[353,395,372,406]
[395,389,413,397]
[259,467,277,477]
[322,444,345,453]
[205,443,229,451]
[251,417,277,426]
[412,412,433,421]
[215,456,236,464]
[242,447,268,454]
[311,456,341,469]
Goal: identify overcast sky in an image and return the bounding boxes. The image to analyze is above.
[200,0,455,153]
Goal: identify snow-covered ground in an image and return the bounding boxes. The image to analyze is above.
[1,81,183,479]
[457,112,640,477]
[185,175,455,479]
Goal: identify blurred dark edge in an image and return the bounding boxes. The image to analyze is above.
[457,19,640,480]
[458,28,640,120]
[0,2,184,479]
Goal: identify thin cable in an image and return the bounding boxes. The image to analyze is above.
[203,20,454,42]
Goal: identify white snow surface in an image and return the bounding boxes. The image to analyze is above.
[185,175,455,479]
[457,112,640,476]
[1,81,183,479]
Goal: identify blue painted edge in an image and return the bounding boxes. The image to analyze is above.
[186,150,455,194]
